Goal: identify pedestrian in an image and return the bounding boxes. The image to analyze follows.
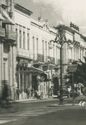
[25,88,30,99]
[52,76,59,96]
[1,82,11,106]
[16,87,20,100]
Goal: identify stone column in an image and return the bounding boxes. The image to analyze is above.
[22,70,25,91]
[29,73,32,98]
[26,73,28,88]
[8,44,16,100]
[8,45,13,99]
[18,68,20,90]
[12,45,16,100]
[0,41,3,97]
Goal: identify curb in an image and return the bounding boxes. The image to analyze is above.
[48,103,79,107]
[14,98,58,103]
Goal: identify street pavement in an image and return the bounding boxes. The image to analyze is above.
[0,99,85,125]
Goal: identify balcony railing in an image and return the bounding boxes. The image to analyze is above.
[37,54,44,62]
[0,27,5,38]
[5,30,16,41]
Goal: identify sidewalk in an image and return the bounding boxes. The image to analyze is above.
[0,97,58,114]
[0,97,74,114]
[15,97,58,103]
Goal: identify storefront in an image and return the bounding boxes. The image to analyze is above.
[16,58,48,100]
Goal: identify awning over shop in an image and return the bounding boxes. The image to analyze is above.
[28,66,46,74]
[1,9,15,25]
[16,65,48,81]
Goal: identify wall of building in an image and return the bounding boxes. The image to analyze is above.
[30,19,60,63]
[14,7,61,100]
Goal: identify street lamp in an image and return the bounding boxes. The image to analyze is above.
[50,22,80,104]
[50,24,67,104]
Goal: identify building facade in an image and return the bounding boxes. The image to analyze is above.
[14,4,61,100]
[0,0,16,100]
[0,1,86,100]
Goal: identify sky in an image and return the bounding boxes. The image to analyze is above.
[15,0,86,34]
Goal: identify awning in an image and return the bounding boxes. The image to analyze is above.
[28,66,46,74]
[17,65,47,75]
[0,13,5,20]
[1,9,15,25]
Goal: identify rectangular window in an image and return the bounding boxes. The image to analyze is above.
[36,38,38,56]
[48,42,50,57]
[42,40,44,61]
[56,46,58,64]
[45,41,47,61]
[16,28,18,46]
[32,36,35,59]
[42,40,44,55]
[23,31,25,49]
[19,30,22,48]
[27,33,29,50]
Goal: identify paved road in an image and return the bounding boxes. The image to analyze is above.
[0,101,85,125]
[0,100,59,124]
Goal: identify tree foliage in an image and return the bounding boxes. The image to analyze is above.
[65,58,86,87]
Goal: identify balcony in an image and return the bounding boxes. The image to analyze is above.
[5,30,16,41]
[17,49,30,59]
[0,27,5,38]
[37,54,44,62]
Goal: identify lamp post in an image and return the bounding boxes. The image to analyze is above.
[50,22,79,104]
[50,24,67,104]
[57,25,66,104]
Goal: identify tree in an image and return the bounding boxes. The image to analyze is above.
[65,58,86,91]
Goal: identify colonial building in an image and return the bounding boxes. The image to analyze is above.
[0,1,86,100]
[0,0,16,99]
[14,4,60,100]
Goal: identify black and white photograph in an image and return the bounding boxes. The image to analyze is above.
[0,0,86,125]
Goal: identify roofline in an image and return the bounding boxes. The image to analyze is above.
[55,25,86,41]
[14,3,33,16]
